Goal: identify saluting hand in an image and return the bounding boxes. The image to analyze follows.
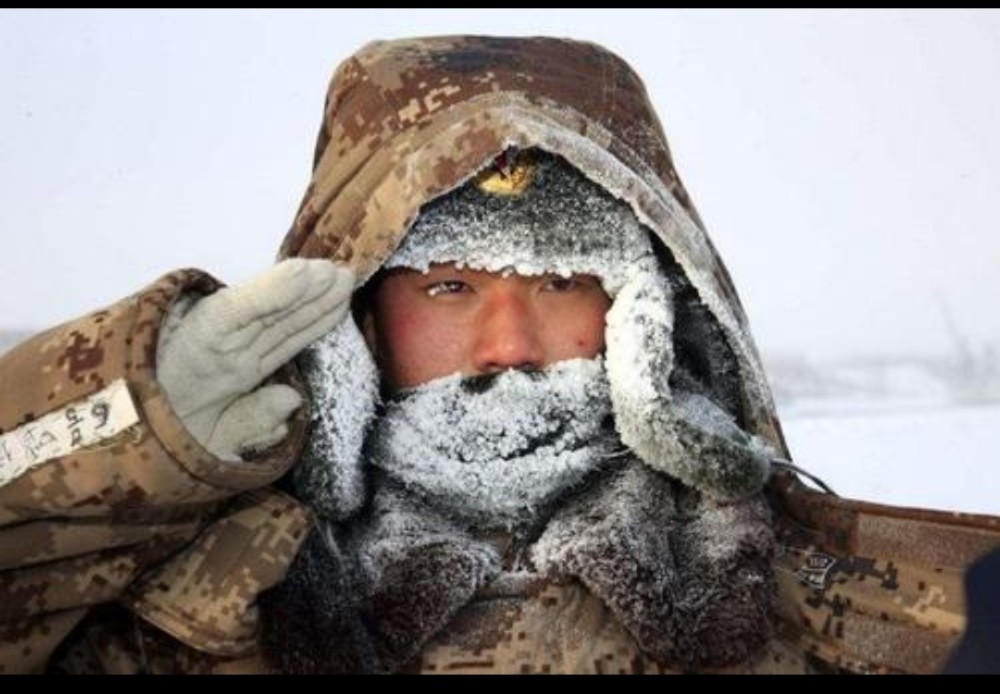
[156,259,355,461]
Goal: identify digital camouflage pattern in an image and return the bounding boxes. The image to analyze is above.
[406,574,806,674]
[767,472,1000,673]
[0,270,310,673]
[2,35,999,674]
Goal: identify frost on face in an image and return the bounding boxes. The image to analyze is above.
[297,147,771,523]
[367,357,618,529]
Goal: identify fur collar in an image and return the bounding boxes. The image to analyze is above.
[262,460,775,673]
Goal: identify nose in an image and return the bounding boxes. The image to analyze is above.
[472,288,545,373]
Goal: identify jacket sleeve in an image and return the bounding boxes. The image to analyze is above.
[0,269,311,673]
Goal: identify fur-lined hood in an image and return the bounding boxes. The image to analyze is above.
[277,35,786,456]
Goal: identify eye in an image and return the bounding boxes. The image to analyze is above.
[543,274,601,293]
[425,280,471,297]
[542,277,578,292]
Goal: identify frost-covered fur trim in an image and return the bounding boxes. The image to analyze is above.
[293,315,380,521]
[261,487,501,674]
[384,151,656,296]
[483,120,779,438]
[259,522,377,674]
[606,264,772,501]
[367,358,618,529]
[265,461,775,673]
[354,485,502,671]
[532,462,776,669]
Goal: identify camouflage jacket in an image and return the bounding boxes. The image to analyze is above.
[274,35,1000,672]
[2,36,999,674]
[0,270,311,673]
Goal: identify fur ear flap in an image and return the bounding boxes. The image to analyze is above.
[293,314,380,520]
[605,261,771,501]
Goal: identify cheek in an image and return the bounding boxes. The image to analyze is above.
[547,298,609,360]
[573,313,608,355]
[376,307,422,356]
[374,300,469,387]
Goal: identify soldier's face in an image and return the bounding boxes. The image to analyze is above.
[363,264,611,390]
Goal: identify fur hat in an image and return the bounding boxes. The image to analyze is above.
[385,149,656,296]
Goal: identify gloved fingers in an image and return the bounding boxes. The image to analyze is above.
[207,260,354,350]
[218,260,354,357]
[257,296,351,378]
[252,273,354,372]
[206,384,303,460]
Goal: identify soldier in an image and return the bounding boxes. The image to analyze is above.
[0,36,783,673]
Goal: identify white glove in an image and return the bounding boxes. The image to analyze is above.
[157,259,355,461]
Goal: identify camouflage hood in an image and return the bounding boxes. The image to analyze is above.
[277,35,786,456]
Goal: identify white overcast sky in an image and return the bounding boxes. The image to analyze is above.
[2,9,998,364]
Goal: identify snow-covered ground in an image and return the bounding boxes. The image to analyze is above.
[768,351,999,516]
[779,401,999,517]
